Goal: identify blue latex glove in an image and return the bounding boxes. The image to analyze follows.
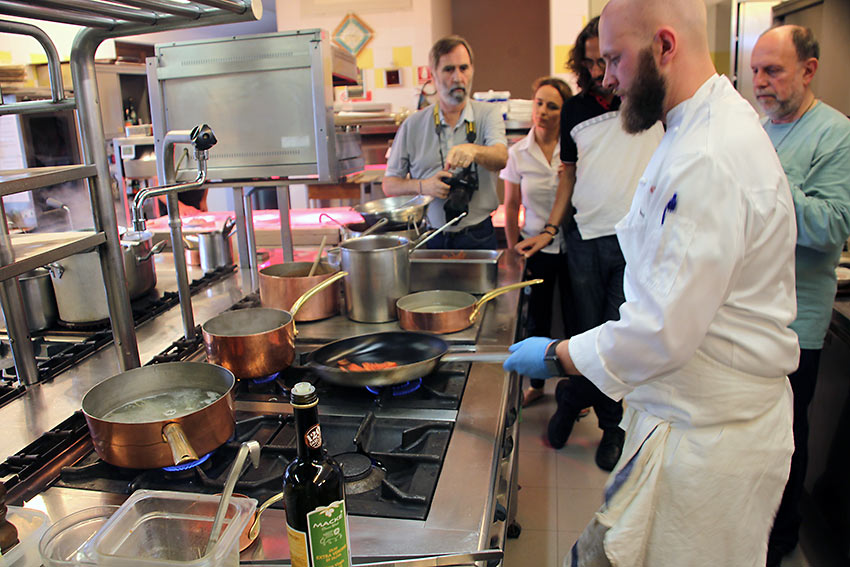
[503,336,557,379]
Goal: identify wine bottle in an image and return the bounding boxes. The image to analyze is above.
[283,382,351,567]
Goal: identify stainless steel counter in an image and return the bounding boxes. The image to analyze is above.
[0,250,527,563]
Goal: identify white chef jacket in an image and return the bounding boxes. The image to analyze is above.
[499,129,563,254]
[567,75,799,567]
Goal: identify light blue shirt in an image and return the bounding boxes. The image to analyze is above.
[386,99,507,230]
[763,101,850,349]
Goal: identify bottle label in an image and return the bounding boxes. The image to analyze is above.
[306,499,351,567]
[305,423,323,449]
[286,524,310,567]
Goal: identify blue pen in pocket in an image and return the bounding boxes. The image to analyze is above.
[661,192,678,225]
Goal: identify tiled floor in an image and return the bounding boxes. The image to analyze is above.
[502,379,815,567]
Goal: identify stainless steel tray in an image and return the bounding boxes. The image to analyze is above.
[410,249,503,293]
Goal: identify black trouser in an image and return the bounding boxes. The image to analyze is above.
[769,348,821,553]
[523,251,573,390]
[552,227,625,428]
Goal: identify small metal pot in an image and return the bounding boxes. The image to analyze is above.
[0,268,58,332]
[121,231,166,299]
[340,235,411,323]
[197,231,234,273]
[258,262,341,322]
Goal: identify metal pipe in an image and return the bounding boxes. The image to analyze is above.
[70,31,140,371]
[276,186,294,263]
[191,0,248,14]
[0,98,76,116]
[115,0,202,19]
[157,129,202,341]
[27,0,159,25]
[0,1,118,28]
[0,20,65,102]
[0,201,39,386]
[243,191,258,292]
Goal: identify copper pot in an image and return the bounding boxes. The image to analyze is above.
[396,279,543,334]
[81,362,236,469]
[258,262,340,322]
[202,271,347,379]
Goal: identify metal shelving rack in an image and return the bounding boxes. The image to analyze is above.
[0,1,262,385]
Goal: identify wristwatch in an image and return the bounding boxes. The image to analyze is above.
[543,339,566,377]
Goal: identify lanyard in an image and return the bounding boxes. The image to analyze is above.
[433,103,476,168]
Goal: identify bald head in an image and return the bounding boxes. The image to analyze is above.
[602,0,709,53]
[599,0,716,121]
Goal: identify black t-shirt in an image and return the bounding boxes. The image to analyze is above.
[560,91,621,163]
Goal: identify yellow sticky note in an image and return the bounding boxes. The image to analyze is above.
[392,46,412,68]
[554,44,572,75]
[0,51,11,64]
[357,48,374,70]
[30,53,48,64]
[374,68,385,89]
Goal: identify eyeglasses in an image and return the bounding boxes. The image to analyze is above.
[581,58,606,71]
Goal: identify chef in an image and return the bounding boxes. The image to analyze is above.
[383,36,507,249]
[503,0,799,565]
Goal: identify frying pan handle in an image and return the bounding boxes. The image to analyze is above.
[162,422,199,465]
[409,211,467,253]
[360,217,390,237]
[441,352,510,364]
[289,271,348,335]
[469,278,544,323]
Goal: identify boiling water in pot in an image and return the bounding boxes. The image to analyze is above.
[103,388,220,422]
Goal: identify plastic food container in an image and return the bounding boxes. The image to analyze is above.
[0,506,50,567]
[89,490,256,567]
[39,506,118,567]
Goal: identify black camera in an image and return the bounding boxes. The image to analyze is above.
[444,166,479,222]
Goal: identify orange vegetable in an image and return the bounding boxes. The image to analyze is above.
[335,360,399,372]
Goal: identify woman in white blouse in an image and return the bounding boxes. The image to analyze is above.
[501,77,573,406]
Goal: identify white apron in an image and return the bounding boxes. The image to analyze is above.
[565,350,794,567]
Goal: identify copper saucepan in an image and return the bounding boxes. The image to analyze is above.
[396,279,543,334]
[258,261,342,322]
[202,271,347,379]
[81,362,236,469]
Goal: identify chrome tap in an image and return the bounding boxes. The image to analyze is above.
[131,124,218,232]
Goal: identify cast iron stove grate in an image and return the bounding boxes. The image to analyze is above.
[56,411,453,521]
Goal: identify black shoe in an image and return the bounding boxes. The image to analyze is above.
[547,405,577,449]
[595,428,625,471]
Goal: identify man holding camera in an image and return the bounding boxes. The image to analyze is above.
[383,36,507,249]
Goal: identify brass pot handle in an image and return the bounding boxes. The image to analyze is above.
[469,279,544,323]
[162,422,199,465]
[289,271,348,336]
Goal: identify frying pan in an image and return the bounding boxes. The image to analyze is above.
[306,331,508,387]
[396,279,543,334]
[353,195,434,226]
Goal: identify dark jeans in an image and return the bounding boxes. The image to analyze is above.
[556,227,626,429]
[769,348,821,554]
[524,251,573,390]
[564,228,626,331]
[425,216,498,250]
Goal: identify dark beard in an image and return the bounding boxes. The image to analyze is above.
[621,47,666,134]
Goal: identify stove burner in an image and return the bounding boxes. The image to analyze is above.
[162,451,212,472]
[337,452,372,481]
[366,378,423,397]
[252,371,281,385]
[336,452,386,495]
